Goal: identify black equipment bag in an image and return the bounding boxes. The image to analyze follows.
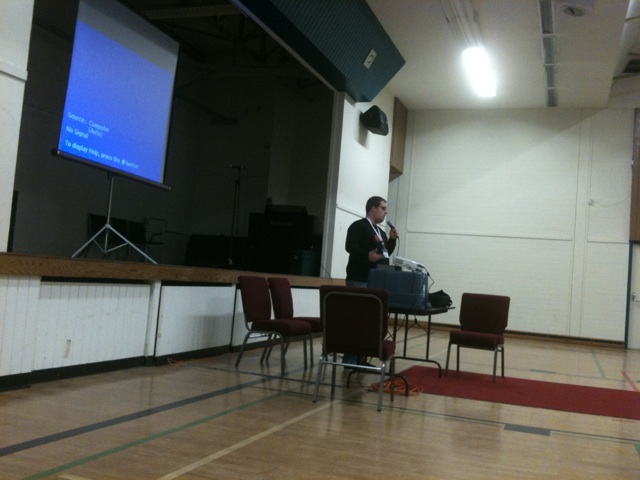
[429,290,452,308]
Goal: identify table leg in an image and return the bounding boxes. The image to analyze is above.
[403,313,409,357]
[426,314,431,359]
[425,314,441,376]
[392,313,399,342]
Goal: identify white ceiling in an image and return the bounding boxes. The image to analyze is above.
[366,0,636,110]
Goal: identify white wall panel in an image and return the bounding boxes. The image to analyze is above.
[408,109,583,240]
[290,287,320,316]
[330,206,360,279]
[0,1,33,252]
[628,244,640,349]
[156,285,235,356]
[0,276,39,376]
[336,93,394,215]
[35,282,150,370]
[144,280,162,357]
[580,243,629,340]
[409,233,574,335]
[586,109,633,242]
[399,108,633,341]
[232,287,255,348]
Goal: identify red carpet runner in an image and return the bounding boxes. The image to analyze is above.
[399,366,640,420]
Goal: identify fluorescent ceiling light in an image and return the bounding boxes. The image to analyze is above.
[462,46,496,97]
[441,0,497,98]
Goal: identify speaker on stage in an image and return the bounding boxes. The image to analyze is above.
[360,106,389,136]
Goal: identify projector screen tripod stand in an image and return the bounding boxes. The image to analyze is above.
[71,174,157,264]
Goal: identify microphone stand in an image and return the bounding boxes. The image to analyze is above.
[228,165,242,267]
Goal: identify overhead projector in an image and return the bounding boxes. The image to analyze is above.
[392,256,427,273]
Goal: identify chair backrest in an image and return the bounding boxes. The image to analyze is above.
[459,293,510,334]
[238,276,272,324]
[268,277,294,319]
[319,285,389,358]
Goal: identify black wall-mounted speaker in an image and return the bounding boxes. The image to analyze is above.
[360,106,389,135]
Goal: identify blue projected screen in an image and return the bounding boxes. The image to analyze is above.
[56,0,179,188]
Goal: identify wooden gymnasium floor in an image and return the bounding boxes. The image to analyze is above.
[1,325,639,479]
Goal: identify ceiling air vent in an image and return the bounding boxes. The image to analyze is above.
[558,1,594,18]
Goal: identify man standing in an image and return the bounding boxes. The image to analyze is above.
[342,196,398,368]
[345,196,399,286]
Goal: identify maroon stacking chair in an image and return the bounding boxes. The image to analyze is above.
[312,285,396,411]
[235,276,312,376]
[268,277,322,332]
[445,293,511,382]
[268,277,320,365]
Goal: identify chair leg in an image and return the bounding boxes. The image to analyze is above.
[445,341,452,376]
[493,347,498,382]
[261,335,274,363]
[312,354,326,403]
[235,333,250,368]
[302,337,308,369]
[389,357,395,403]
[302,334,314,369]
[500,345,505,378]
[330,353,337,398]
[377,361,387,411]
[279,335,286,376]
[456,345,460,372]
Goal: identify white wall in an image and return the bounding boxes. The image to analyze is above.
[393,108,633,341]
[0,276,39,377]
[628,244,640,348]
[157,285,235,356]
[36,282,151,369]
[0,275,319,378]
[0,1,33,252]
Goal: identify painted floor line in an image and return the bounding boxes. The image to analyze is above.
[591,350,607,379]
[2,378,268,458]
[396,404,640,446]
[24,393,282,480]
[622,371,639,392]
[156,401,333,480]
[28,384,640,479]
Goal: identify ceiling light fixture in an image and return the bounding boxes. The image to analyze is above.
[440,0,496,98]
[462,46,496,97]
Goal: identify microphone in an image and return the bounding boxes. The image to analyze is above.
[387,220,399,239]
